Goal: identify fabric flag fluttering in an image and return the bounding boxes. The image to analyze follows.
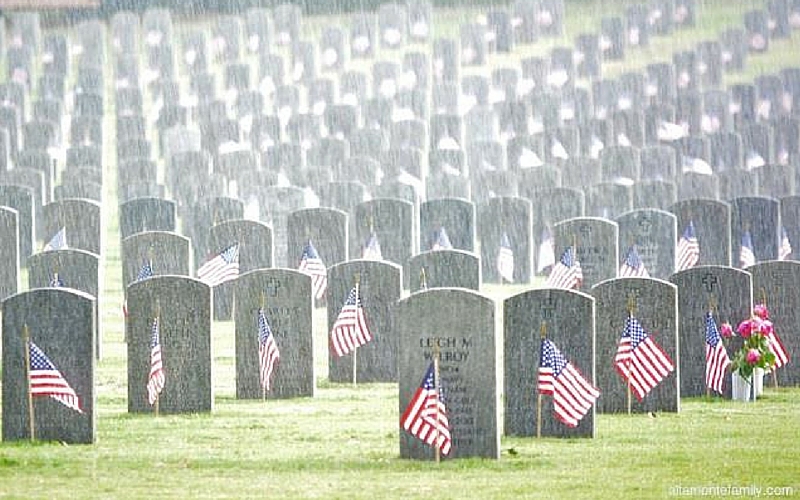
[400,362,452,456]
[298,241,327,300]
[739,231,755,268]
[362,232,383,260]
[28,340,83,413]
[546,246,583,289]
[538,338,600,428]
[147,317,165,406]
[197,243,240,287]
[536,228,556,273]
[258,308,280,393]
[765,323,790,369]
[431,227,453,251]
[619,245,650,278]
[330,284,373,357]
[779,227,792,261]
[49,273,64,287]
[676,221,700,271]
[43,227,67,251]
[705,311,731,396]
[497,232,514,283]
[614,316,675,401]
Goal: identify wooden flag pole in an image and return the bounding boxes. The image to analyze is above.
[760,288,779,389]
[23,324,35,441]
[261,290,267,403]
[626,296,635,416]
[433,341,441,464]
[536,322,546,439]
[352,274,361,387]
[154,300,161,418]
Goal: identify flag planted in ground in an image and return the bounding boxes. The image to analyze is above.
[546,246,583,289]
[676,221,700,271]
[705,311,731,396]
[619,245,649,278]
[298,241,327,300]
[29,341,82,413]
[538,338,599,428]
[258,308,280,393]
[497,232,514,283]
[197,243,240,287]
[147,317,165,406]
[330,285,373,357]
[43,227,67,251]
[400,362,452,456]
[739,231,755,268]
[614,316,674,401]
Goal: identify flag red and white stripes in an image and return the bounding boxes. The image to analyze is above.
[28,341,82,413]
[197,243,240,287]
[298,241,327,300]
[330,285,373,357]
[705,311,731,395]
[614,316,674,401]
[147,317,165,405]
[676,221,700,271]
[258,308,280,392]
[400,362,452,456]
[545,246,583,289]
[538,338,600,428]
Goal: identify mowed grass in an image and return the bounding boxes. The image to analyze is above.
[3,0,800,498]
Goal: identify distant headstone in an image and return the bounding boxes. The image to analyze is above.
[616,209,678,279]
[633,179,678,211]
[669,198,731,266]
[234,269,315,399]
[677,172,720,200]
[0,185,34,263]
[126,276,212,413]
[420,198,475,252]
[41,199,101,255]
[669,265,752,397]
[553,217,619,290]
[408,250,480,292]
[0,207,19,304]
[121,231,192,295]
[2,288,96,443]
[586,182,633,219]
[731,196,780,264]
[350,198,415,268]
[397,288,499,459]
[328,260,403,383]
[477,196,532,284]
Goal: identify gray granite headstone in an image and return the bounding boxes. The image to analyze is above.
[234,269,315,399]
[640,146,678,181]
[259,186,306,268]
[119,197,176,242]
[756,165,794,199]
[592,277,679,413]
[669,265,752,397]
[554,217,619,291]
[184,196,244,274]
[718,170,760,201]
[749,261,800,386]
[780,195,800,260]
[328,260,403,383]
[209,219,274,320]
[408,249,480,292]
[28,248,101,358]
[126,276,212,414]
[709,131,743,171]
[601,146,641,182]
[0,207,19,304]
[350,198,415,270]
[504,288,596,437]
[420,198,475,252]
[731,196,780,264]
[0,184,34,263]
[41,198,101,255]
[2,288,96,443]
[397,288,499,459]
[633,179,678,211]
[318,182,367,214]
[616,209,678,279]
[288,207,347,270]
[586,182,633,220]
[477,196,532,284]
[678,172,720,200]
[669,198,731,266]
[121,231,192,295]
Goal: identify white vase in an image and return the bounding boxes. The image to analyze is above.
[731,372,754,402]
[753,367,765,397]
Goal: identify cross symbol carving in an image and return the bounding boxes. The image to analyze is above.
[701,273,718,293]
[265,278,281,297]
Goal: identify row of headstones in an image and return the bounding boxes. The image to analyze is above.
[115,193,800,309]
[4,262,798,458]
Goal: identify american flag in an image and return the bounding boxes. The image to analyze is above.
[330,285,373,357]
[614,316,675,401]
[536,227,556,273]
[298,241,327,300]
[619,245,650,278]
[538,338,600,428]
[705,311,731,395]
[779,227,792,261]
[258,308,280,393]
[147,317,165,405]
[197,243,240,287]
[49,273,64,287]
[676,221,700,271]
[362,232,383,260]
[765,327,790,369]
[431,227,453,251]
[400,362,452,456]
[739,231,755,268]
[28,340,82,413]
[43,227,67,251]
[123,260,154,317]
[497,232,514,283]
[545,246,583,289]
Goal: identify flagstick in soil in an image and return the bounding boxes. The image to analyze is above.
[352,273,360,387]
[154,299,161,417]
[261,290,267,403]
[433,340,441,463]
[626,295,635,416]
[23,324,35,442]
[760,288,779,389]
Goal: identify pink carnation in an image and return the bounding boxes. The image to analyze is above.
[760,319,774,336]
[746,349,762,365]
[753,303,769,320]
[719,322,734,339]
[737,319,756,338]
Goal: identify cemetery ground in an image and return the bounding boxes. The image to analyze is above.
[2,0,800,498]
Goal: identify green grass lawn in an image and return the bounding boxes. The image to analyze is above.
[3,0,800,498]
